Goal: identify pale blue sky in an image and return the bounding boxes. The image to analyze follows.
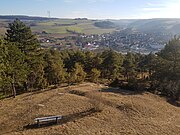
[1,0,180,19]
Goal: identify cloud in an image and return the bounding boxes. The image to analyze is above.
[64,0,73,3]
[35,0,46,1]
[87,0,114,3]
[142,8,163,11]
[63,0,114,3]
[140,0,180,18]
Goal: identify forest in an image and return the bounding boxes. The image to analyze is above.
[0,19,179,103]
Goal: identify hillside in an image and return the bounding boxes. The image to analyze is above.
[128,18,180,34]
[1,16,180,36]
[0,16,116,36]
[0,83,179,135]
[94,21,116,29]
[1,16,180,42]
[0,15,57,21]
[109,18,180,35]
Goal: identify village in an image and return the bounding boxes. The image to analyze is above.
[39,29,173,53]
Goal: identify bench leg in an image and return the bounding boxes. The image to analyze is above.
[37,120,40,127]
[56,117,58,124]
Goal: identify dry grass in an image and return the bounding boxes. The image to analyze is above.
[0,83,180,135]
[86,91,105,112]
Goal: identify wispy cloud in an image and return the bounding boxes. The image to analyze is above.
[63,0,115,3]
[139,0,180,18]
[35,0,47,2]
[142,8,163,11]
[64,0,73,3]
[87,0,114,3]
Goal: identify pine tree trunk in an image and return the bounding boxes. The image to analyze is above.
[24,82,28,91]
[126,72,129,82]
[12,73,16,98]
[12,83,16,98]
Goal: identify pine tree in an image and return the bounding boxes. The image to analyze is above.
[152,37,180,101]
[101,50,123,80]
[158,36,180,80]
[122,52,136,81]
[4,19,41,92]
[89,68,101,82]
[1,39,29,97]
[139,53,157,79]
[28,50,47,89]
[69,63,86,84]
[5,19,40,54]
[64,50,86,72]
[0,39,6,76]
[0,39,7,95]
[5,42,28,98]
[44,50,66,85]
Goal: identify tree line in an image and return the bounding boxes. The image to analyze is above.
[0,19,179,102]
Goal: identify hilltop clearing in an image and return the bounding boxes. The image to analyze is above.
[0,83,179,135]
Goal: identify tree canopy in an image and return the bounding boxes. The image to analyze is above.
[0,19,179,102]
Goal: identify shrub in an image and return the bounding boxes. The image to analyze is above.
[86,91,104,112]
[159,80,180,101]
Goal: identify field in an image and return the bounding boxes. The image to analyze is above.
[32,19,116,35]
[0,83,179,135]
[0,19,116,36]
[0,19,8,35]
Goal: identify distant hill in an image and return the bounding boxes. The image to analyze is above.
[111,19,138,28]
[0,16,116,35]
[1,16,180,35]
[128,18,180,34]
[94,21,116,29]
[0,15,57,21]
[111,18,180,35]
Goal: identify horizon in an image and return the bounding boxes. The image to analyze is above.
[1,0,180,19]
[1,14,180,20]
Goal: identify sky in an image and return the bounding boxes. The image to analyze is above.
[1,0,180,19]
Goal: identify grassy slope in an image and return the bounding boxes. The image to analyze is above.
[0,19,116,36]
[32,19,116,34]
[0,19,8,35]
[0,28,6,35]
[0,83,179,135]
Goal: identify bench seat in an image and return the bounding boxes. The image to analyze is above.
[35,115,62,126]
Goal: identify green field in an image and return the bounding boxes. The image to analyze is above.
[31,19,116,35]
[0,19,117,36]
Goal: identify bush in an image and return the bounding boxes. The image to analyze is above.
[159,80,180,101]
[86,91,104,112]
[127,78,138,91]
[108,78,119,88]
[109,78,140,91]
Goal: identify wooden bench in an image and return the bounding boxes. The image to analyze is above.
[35,115,62,127]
